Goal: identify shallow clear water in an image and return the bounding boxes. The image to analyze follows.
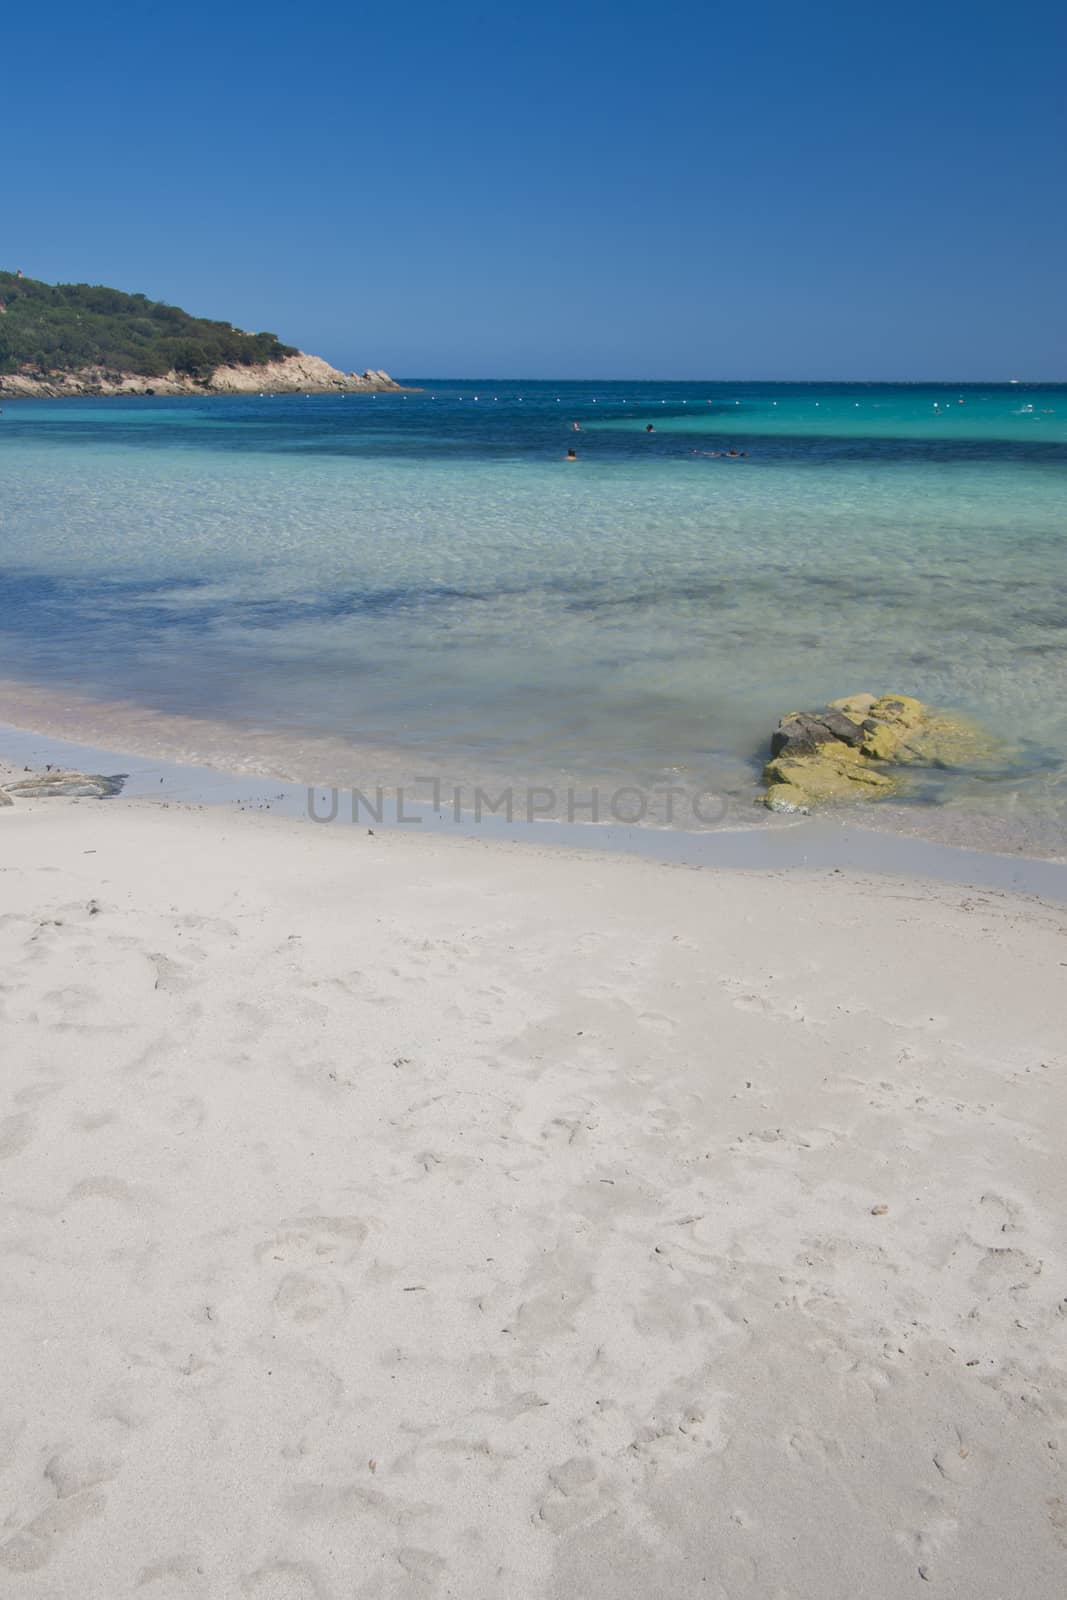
[1,381,1065,850]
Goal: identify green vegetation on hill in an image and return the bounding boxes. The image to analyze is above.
[0,272,298,379]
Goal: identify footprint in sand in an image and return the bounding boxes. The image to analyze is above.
[536,1456,602,1532]
[0,1110,34,1160]
[976,1189,1022,1239]
[147,953,196,994]
[969,1242,1042,1296]
[174,912,239,939]
[67,1174,153,1208]
[39,982,99,1015]
[255,1214,369,1267]
[44,1451,122,1500]
[0,1484,110,1574]
[240,1559,329,1599]
[932,1428,973,1484]
[895,1511,960,1583]
[784,1426,844,1472]
[76,1109,119,1131]
[396,1547,448,1583]
[273,1272,347,1325]
[1048,1497,1067,1549]
[135,1553,208,1590]
[159,1094,206,1134]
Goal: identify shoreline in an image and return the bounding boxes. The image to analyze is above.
[0,660,1064,884]
[3,716,1067,902]
[1,771,1064,1595]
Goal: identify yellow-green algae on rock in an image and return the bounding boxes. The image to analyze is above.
[761,693,1001,813]
[763,744,896,810]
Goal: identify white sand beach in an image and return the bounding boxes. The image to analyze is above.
[1,789,1065,1598]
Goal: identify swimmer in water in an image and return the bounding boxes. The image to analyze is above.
[572,421,581,431]
[566,447,577,462]
[645,424,655,433]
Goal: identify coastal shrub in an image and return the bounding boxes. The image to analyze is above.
[0,271,297,378]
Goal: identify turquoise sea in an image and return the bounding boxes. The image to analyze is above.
[1,381,1065,852]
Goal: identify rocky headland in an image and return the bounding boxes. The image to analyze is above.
[0,352,411,398]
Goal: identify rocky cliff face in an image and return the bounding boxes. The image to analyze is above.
[0,352,409,398]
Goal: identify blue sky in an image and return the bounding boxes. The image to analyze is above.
[5,0,1065,378]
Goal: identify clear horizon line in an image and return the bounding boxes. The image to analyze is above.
[387,374,1065,386]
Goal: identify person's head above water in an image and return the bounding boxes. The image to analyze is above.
[645,424,655,433]
[566,447,577,460]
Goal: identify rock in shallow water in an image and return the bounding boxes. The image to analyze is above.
[770,708,867,758]
[761,695,1001,812]
[3,771,126,800]
[763,744,895,811]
